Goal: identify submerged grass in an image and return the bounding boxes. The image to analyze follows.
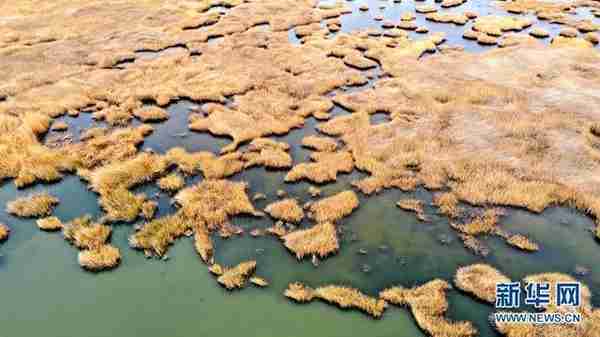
[6,192,59,218]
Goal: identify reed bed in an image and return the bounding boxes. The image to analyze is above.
[308,190,359,223]
[168,147,245,179]
[194,223,213,264]
[0,223,9,241]
[396,199,427,221]
[505,234,539,251]
[141,200,158,220]
[166,147,204,174]
[380,280,477,337]
[129,212,191,257]
[454,264,511,303]
[174,179,258,228]
[284,282,316,302]
[451,209,502,236]
[458,234,490,256]
[267,222,288,237]
[282,222,339,259]
[284,283,386,318]
[243,138,292,169]
[78,244,121,271]
[217,260,257,290]
[132,106,169,122]
[157,173,185,192]
[285,151,354,183]
[250,277,269,287]
[432,192,461,218]
[6,192,59,217]
[36,216,63,231]
[208,264,224,276]
[265,198,304,223]
[301,135,338,152]
[63,216,111,250]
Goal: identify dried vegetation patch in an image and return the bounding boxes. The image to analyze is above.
[380,280,477,337]
[285,283,386,318]
[282,222,339,259]
[217,260,257,289]
[454,264,511,303]
[265,198,304,223]
[7,193,59,217]
[308,190,359,223]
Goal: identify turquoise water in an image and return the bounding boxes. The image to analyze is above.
[2,1,600,336]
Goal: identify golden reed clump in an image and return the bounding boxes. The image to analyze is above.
[308,190,359,223]
[78,244,121,271]
[380,279,477,337]
[129,212,191,257]
[63,215,111,250]
[194,223,213,264]
[132,106,169,122]
[282,222,339,259]
[454,264,511,303]
[284,283,386,318]
[396,198,427,221]
[242,138,292,169]
[157,173,185,192]
[301,135,338,152]
[6,192,59,217]
[250,277,269,287]
[264,198,304,223]
[174,179,259,228]
[216,260,257,290]
[36,216,63,231]
[285,151,354,183]
[0,223,10,242]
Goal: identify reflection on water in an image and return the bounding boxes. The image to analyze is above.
[2,1,600,337]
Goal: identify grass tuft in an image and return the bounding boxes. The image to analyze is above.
[6,192,59,217]
[282,222,339,259]
[217,260,257,290]
[308,190,359,223]
[265,198,304,223]
[36,216,63,231]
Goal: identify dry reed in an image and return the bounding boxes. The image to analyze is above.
[157,173,185,191]
[308,190,359,223]
[0,223,9,241]
[129,212,191,257]
[6,192,59,217]
[78,244,121,271]
[63,216,111,249]
[506,234,539,251]
[250,277,269,287]
[396,199,427,221]
[217,260,257,290]
[264,198,304,223]
[380,279,477,337]
[301,135,338,152]
[285,151,354,183]
[194,223,213,264]
[242,138,292,169]
[36,216,63,231]
[454,264,511,303]
[133,106,169,122]
[282,222,339,259]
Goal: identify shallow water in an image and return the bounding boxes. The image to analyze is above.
[2,1,600,337]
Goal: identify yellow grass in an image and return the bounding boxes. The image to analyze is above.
[301,135,338,152]
[433,193,461,218]
[265,198,304,223]
[284,283,386,318]
[217,260,257,290]
[282,222,339,259]
[454,264,511,303]
[78,244,121,271]
[242,138,292,169]
[208,263,224,276]
[141,200,158,220]
[0,223,9,241]
[194,223,213,264]
[267,222,288,237]
[506,234,539,251]
[6,192,59,217]
[250,277,269,287]
[132,106,169,122]
[174,179,258,228]
[451,209,503,236]
[381,279,477,337]
[396,199,427,221]
[308,190,359,223]
[157,173,185,192]
[129,212,191,257]
[36,216,63,231]
[63,216,111,250]
[285,151,354,183]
